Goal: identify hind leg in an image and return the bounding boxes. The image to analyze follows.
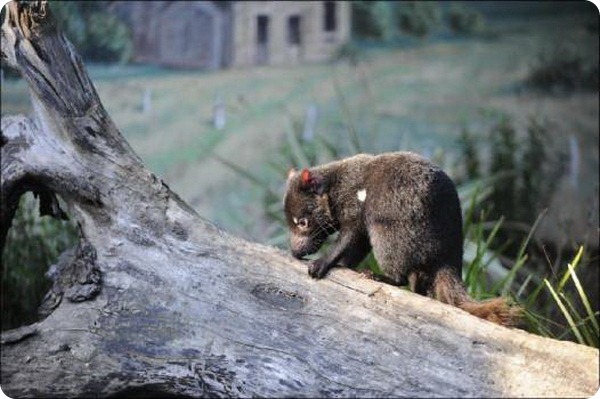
[409,266,467,306]
[430,267,468,306]
[408,270,432,295]
[368,224,410,286]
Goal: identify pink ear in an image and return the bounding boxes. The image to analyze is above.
[300,168,312,185]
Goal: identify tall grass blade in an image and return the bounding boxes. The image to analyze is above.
[523,309,556,337]
[557,245,583,291]
[516,274,533,298]
[516,209,547,260]
[567,257,599,334]
[523,278,546,307]
[558,291,597,346]
[498,210,546,296]
[544,279,585,344]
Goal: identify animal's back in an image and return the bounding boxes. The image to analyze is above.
[363,152,463,284]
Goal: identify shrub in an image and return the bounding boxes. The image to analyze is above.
[351,1,385,40]
[1,193,78,330]
[447,2,485,35]
[526,45,599,93]
[538,247,598,347]
[396,1,442,38]
[463,196,598,348]
[458,126,480,181]
[1,60,22,80]
[85,12,133,63]
[488,117,518,223]
[50,1,132,63]
[457,114,600,347]
[465,116,559,227]
[352,1,487,42]
[519,117,554,220]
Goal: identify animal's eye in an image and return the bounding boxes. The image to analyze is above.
[294,217,309,229]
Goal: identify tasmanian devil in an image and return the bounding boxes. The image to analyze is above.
[283,152,520,326]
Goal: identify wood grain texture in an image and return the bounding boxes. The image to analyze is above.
[1,2,598,397]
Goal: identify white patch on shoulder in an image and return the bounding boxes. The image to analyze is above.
[357,189,367,202]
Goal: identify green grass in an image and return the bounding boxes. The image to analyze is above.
[537,247,599,347]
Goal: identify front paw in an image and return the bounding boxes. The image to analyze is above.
[308,259,330,279]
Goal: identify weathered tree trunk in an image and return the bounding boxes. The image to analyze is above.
[1,2,598,397]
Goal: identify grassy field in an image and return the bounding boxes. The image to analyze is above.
[2,12,597,247]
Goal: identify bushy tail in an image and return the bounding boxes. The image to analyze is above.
[430,267,522,327]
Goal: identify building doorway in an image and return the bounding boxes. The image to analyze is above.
[287,15,302,62]
[323,1,337,42]
[256,15,269,65]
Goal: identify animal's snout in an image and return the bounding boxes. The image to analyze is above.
[290,234,317,259]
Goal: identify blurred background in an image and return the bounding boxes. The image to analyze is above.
[1,1,598,347]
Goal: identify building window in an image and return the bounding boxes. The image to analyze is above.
[257,15,269,44]
[256,15,270,65]
[324,1,336,32]
[288,15,301,45]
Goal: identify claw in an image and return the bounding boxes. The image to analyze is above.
[308,259,329,279]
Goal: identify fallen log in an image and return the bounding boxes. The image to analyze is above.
[1,2,597,397]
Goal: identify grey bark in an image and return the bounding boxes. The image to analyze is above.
[0,2,598,398]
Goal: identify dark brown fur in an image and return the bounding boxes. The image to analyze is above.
[284,152,521,327]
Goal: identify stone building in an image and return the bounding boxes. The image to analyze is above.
[114,1,351,70]
[231,1,351,67]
